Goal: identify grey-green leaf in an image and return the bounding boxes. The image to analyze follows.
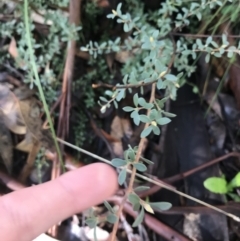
[86,218,97,228]
[104,201,114,213]
[150,202,172,211]
[132,207,145,227]
[123,106,135,112]
[133,93,138,107]
[112,158,127,167]
[156,117,171,125]
[152,125,160,135]
[134,186,150,192]
[133,163,147,172]
[106,213,118,224]
[118,169,127,185]
[139,115,151,123]
[128,193,140,205]
[140,126,153,138]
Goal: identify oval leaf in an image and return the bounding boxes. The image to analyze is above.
[140,126,153,138]
[139,115,150,123]
[104,201,114,213]
[132,207,145,227]
[134,186,150,192]
[123,106,134,112]
[156,117,171,125]
[118,169,127,185]
[111,158,127,167]
[106,213,117,224]
[128,193,140,205]
[150,202,172,211]
[203,177,228,194]
[133,163,147,172]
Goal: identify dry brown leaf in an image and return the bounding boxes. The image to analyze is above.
[8,38,18,59]
[16,132,34,152]
[0,83,26,134]
[8,38,25,67]
[0,110,13,173]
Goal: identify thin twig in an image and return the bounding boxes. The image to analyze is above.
[110,83,156,241]
[57,138,240,222]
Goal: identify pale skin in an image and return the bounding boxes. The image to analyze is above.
[0,163,118,241]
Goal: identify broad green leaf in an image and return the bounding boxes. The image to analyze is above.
[123,106,135,112]
[140,126,153,138]
[128,193,140,205]
[203,177,228,194]
[104,201,114,213]
[106,213,117,224]
[111,158,127,167]
[133,163,147,172]
[118,169,127,185]
[134,186,150,192]
[132,207,145,227]
[150,202,172,211]
[156,117,171,125]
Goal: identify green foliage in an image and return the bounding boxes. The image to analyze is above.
[204,172,240,202]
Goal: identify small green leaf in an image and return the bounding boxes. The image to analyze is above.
[123,106,135,112]
[162,111,176,118]
[228,172,240,190]
[112,158,127,167]
[104,201,114,213]
[193,86,199,94]
[106,213,118,224]
[150,202,172,211]
[128,193,140,205]
[206,36,212,45]
[134,186,150,192]
[133,93,138,107]
[133,202,141,211]
[127,149,136,161]
[156,117,171,125]
[118,169,127,185]
[205,53,210,63]
[131,110,140,126]
[140,126,153,138]
[80,47,88,51]
[99,96,108,102]
[132,207,145,227]
[203,177,228,194]
[139,115,151,123]
[152,125,160,135]
[138,98,154,109]
[133,163,147,172]
[140,156,154,165]
[86,218,97,228]
[165,74,177,81]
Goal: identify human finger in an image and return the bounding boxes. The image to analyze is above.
[0,163,118,241]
